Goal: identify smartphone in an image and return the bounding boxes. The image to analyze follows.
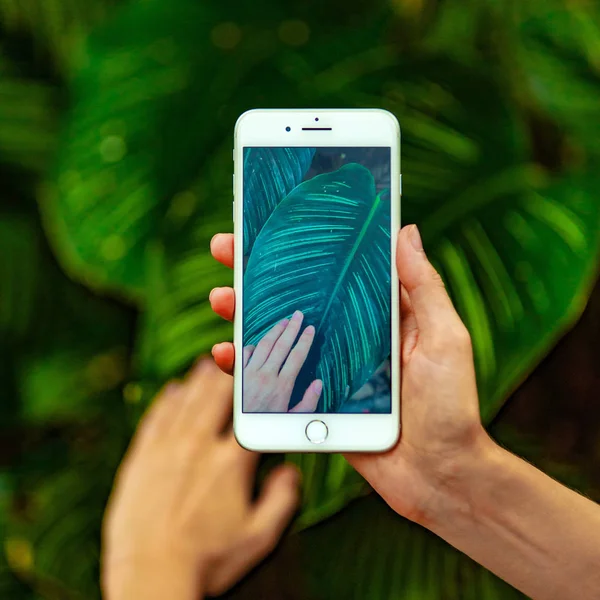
[233,109,400,452]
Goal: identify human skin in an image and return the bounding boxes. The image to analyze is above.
[209,224,600,600]
[238,309,322,412]
[102,362,301,600]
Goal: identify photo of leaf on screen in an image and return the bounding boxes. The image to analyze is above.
[242,147,392,414]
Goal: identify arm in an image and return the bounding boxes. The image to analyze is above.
[428,438,600,600]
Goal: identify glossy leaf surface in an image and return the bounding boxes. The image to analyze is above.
[244,163,391,412]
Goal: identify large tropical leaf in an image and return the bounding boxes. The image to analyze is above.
[244,163,391,412]
[298,494,527,600]
[243,147,315,254]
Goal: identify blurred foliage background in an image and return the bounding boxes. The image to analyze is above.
[1,0,600,598]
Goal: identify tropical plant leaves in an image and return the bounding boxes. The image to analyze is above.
[11,2,600,599]
[0,54,58,176]
[0,0,120,75]
[242,147,315,254]
[422,170,600,421]
[244,163,391,412]
[298,494,527,600]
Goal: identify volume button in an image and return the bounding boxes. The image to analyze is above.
[232,174,235,193]
[399,174,403,196]
[232,201,235,223]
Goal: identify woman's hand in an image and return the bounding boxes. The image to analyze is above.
[210,228,600,600]
[102,361,300,600]
[242,311,322,412]
[209,226,490,527]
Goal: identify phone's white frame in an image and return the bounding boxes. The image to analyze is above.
[233,108,401,452]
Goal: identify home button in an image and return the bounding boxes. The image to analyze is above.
[305,420,328,444]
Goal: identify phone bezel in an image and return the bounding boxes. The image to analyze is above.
[233,108,401,452]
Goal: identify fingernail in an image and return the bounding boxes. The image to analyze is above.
[292,310,303,322]
[209,288,219,302]
[280,318,290,327]
[211,343,219,356]
[312,380,323,395]
[304,325,315,336]
[409,224,423,252]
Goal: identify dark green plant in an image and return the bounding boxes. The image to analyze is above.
[2,0,600,598]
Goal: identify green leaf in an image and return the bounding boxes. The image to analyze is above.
[244,164,391,412]
[243,147,315,254]
[0,56,58,175]
[298,494,527,600]
[424,171,600,421]
[44,0,296,299]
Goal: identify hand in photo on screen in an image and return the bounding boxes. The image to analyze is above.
[242,310,322,413]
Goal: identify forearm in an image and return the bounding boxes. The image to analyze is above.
[428,438,600,600]
[102,556,204,600]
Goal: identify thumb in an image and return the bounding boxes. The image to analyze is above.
[248,465,299,545]
[396,225,464,343]
[205,466,299,596]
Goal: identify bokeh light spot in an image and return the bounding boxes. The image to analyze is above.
[211,22,242,50]
[168,190,197,221]
[5,537,33,572]
[102,235,126,261]
[123,382,143,404]
[100,135,127,163]
[86,350,126,393]
[278,20,310,46]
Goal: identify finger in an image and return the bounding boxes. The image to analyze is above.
[211,342,234,375]
[396,225,465,349]
[400,285,419,362]
[223,430,260,473]
[176,359,233,435]
[289,379,322,413]
[263,310,304,372]
[210,233,234,269]
[209,287,235,322]
[132,381,182,446]
[247,464,300,549]
[279,324,315,380]
[248,318,290,369]
[243,345,255,368]
[206,465,299,596]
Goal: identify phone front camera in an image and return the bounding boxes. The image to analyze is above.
[315,117,319,122]
[286,126,291,132]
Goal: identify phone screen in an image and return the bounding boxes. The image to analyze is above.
[242,146,392,414]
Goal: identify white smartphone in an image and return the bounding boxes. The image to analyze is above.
[233,109,401,452]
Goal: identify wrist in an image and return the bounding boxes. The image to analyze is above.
[420,430,508,534]
[102,552,206,600]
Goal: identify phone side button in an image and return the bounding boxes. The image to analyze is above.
[232,201,235,223]
[399,173,403,197]
[305,420,328,444]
